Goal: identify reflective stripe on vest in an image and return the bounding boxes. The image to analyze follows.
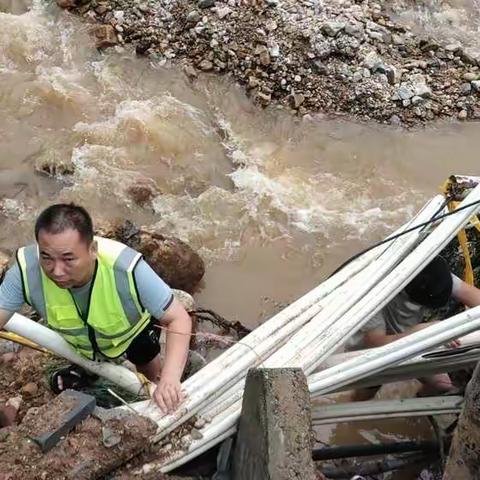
[17,237,151,360]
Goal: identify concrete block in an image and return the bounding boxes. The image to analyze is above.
[30,389,96,452]
[232,368,317,480]
[444,362,480,479]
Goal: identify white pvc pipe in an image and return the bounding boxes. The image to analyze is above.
[308,305,480,395]
[5,314,153,396]
[132,196,446,434]
[158,188,480,471]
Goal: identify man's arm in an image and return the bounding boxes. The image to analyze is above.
[452,277,480,308]
[153,298,192,413]
[0,309,13,330]
[363,322,439,348]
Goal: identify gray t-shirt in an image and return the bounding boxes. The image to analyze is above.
[0,259,173,320]
[347,274,462,351]
[347,290,426,351]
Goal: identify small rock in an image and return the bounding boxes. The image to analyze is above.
[460,83,472,95]
[186,10,201,23]
[464,72,479,81]
[56,0,75,8]
[21,383,38,397]
[396,85,414,101]
[184,64,198,79]
[198,0,214,8]
[194,417,207,429]
[216,6,231,19]
[294,75,301,82]
[198,59,213,71]
[472,80,480,92]
[459,48,480,66]
[392,34,404,46]
[248,76,260,89]
[389,114,402,126]
[190,428,203,440]
[269,42,280,58]
[265,19,277,31]
[458,110,468,120]
[256,91,271,106]
[322,21,345,37]
[411,95,424,106]
[445,42,461,52]
[102,426,122,448]
[413,82,432,98]
[363,50,382,71]
[90,25,118,49]
[291,93,305,108]
[113,10,124,24]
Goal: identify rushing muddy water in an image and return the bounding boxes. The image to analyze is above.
[0,0,479,478]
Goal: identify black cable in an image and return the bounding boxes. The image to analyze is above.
[312,440,438,461]
[329,198,480,278]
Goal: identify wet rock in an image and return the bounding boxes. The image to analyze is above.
[458,110,468,120]
[90,25,118,48]
[198,59,213,71]
[291,93,305,109]
[56,0,76,8]
[184,64,197,80]
[126,180,159,207]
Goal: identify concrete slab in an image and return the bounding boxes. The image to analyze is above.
[232,368,317,480]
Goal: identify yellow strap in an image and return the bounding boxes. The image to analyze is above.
[0,331,51,354]
[444,194,475,286]
[135,372,152,398]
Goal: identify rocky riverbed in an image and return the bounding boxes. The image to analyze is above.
[57,0,480,126]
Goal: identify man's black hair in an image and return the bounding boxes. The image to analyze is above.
[404,256,453,309]
[35,204,94,244]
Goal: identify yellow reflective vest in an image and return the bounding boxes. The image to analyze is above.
[16,237,151,360]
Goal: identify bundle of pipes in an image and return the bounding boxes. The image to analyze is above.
[4,178,480,473]
[154,181,480,472]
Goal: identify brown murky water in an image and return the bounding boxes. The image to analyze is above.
[0,0,479,477]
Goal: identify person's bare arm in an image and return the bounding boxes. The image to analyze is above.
[0,309,13,330]
[363,321,444,348]
[153,298,192,413]
[452,278,480,308]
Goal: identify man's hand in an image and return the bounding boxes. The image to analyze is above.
[153,374,185,414]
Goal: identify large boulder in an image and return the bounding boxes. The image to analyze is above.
[96,220,205,294]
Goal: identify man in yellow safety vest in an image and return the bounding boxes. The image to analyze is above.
[0,203,192,413]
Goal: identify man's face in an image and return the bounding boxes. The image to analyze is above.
[37,228,97,289]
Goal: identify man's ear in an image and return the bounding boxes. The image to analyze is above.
[90,239,98,259]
